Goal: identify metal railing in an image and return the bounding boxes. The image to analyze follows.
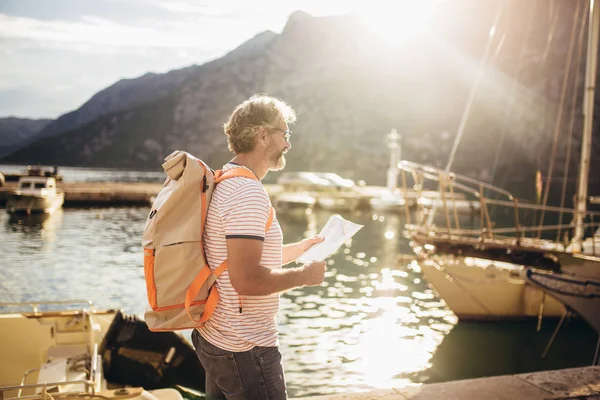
[397,160,600,252]
[0,300,101,400]
[0,300,95,315]
[1,381,95,400]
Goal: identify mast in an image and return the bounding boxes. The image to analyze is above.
[574,0,600,248]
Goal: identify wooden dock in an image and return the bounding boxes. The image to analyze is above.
[0,181,477,212]
[0,182,162,207]
[0,182,389,209]
[295,366,600,399]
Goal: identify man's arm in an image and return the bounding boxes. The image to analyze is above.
[227,238,325,296]
[282,235,324,265]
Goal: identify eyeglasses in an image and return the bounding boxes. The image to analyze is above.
[271,127,292,141]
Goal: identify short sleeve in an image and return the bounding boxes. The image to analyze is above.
[219,179,271,241]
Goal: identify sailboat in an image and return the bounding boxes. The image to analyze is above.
[402,0,600,321]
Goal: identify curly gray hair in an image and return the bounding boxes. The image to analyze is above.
[224,94,296,154]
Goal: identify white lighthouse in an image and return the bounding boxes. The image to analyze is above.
[386,129,401,191]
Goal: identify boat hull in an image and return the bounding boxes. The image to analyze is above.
[419,256,566,320]
[6,193,64,214]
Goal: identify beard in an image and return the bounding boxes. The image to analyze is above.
[267,143,287,171]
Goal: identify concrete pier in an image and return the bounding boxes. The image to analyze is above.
[0,181,477,212]
[58,182,161,206]
[0,182,162,207]
[0,182,384,208]
[295,366,600,399]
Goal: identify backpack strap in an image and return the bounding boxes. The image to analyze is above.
[214,168,258,183]
[184,207,275,323]
[184,168,275,324]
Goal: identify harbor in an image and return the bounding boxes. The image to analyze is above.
[0,178,475,212]
[2,0,600,397]
[1,196,598,398]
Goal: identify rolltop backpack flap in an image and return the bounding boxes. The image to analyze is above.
[154,151,213,247]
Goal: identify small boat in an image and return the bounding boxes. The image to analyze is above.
[6,176,64,214]
[0,300,206,399]
[3,166,63,183]
[274,192,316,213]
[369,190,408,213]
[316,193,361,212]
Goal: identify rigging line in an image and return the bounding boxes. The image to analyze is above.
[493,31,507,62]
[557,0,589,242]
[443,1,505,173]
[427,1,506,227]
[488,0,538,214]
[537,0,582,238]
[542,3,560,66]
[495,4,561,200]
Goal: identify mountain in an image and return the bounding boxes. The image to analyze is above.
[0,117,52,157]
[18,65,198,144]
[3,1,597,201]
[3,28,279,157]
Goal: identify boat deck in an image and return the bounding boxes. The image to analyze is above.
[295,366,600,399]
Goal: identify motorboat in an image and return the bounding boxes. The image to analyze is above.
[6,176,64,214]
[316,193,361,212]
[369,190,408,213]
[3,166,63,183]
[274,192,316,216]
[0,300,205,400]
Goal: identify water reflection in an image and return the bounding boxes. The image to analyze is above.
[425,319,597,384]
[6,210,64,245]
[278,209,454,397]
[275,207,318,238]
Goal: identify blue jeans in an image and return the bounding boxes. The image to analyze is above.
[191,330,288,400]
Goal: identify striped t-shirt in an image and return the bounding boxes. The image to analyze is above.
[197,162,283,351]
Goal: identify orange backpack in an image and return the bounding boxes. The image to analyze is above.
[142,151,273,331]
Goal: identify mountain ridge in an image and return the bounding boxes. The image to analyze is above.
[0,117,52,157]
[3,1,597,201]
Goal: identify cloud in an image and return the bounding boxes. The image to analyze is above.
[0,13,224,49]
[0,0,359,117]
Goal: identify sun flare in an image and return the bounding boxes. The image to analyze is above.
[355,0,441,46]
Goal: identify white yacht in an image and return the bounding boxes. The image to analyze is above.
[6,177,64,214]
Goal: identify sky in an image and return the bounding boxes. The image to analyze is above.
[0,0,362,119]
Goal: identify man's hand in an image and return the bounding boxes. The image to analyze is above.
[302,261,327,286]
[282,235,324,265]
[299,235,324,252]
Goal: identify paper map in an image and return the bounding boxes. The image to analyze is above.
[296,214,363,264]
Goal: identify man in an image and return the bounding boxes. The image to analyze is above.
[192,94,327,399]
